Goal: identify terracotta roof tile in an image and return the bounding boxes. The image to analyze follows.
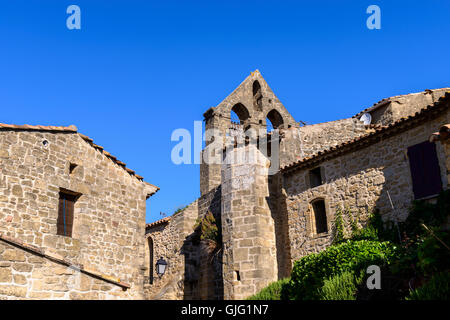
[145,217,171,229]
[353,88,450,119]
[0,123,77,132]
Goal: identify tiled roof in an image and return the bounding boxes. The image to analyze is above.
[0,123,78,132]
[145,217,171,229]
[353,88,450,119]
[0,123,159,192]
[282,91,450,174]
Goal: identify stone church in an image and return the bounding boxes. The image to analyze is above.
[1,70,449,299]
[144,71,449,300]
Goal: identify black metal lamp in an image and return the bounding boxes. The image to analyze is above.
[156,257,167,277]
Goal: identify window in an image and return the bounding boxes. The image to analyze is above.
[407,141,442,199]
[69,163,78,175]
[309,167,322,188]
[312,199,327,234]
[57,190,80,237]
[148,237,154,284]
[253,80,263,110]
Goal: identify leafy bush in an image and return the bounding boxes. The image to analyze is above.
[406,272,450,300]
[193,211,222,253]
[246,278,290,300]
[390,190,450,278]
[332,206,346,244]
[284,240,398,300]
[400,190,450,240]
[416,229,450,276]
[318,270,363,300]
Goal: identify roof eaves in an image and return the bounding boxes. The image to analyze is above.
[283,92,450,174]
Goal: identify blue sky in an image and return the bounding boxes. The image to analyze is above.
[1,1,449,223]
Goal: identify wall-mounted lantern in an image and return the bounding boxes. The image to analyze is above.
[156,257,167,277]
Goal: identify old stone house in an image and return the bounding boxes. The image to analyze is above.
[0,124,158,299]
[145,70,449,300]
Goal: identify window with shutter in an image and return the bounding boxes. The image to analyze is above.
[407,141,442,200]
[57,190,79,237]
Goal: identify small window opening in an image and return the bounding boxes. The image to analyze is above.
[253,81,263,111]
[235,270,241,281]
[312,199,327,234]
[309,167,323,188]
[69,163,78,175]
[57,189,80,237]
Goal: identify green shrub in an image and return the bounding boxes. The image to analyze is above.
[194,211,220,243]
[416,230,450,276]
[332,206,346,244]
[406,272,450,300]
[246,278,290,300]
[318,270,363,300]
[285,240,398,300]
[400,189,450,240]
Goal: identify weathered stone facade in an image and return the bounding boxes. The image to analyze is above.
[283,105,449,261]
[0,125,158,299]
[143,71,449,300]
[2,71,448,300]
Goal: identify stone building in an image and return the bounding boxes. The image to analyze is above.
[1,70,448,300]
[145,70,449,300]
[0,124,158,299]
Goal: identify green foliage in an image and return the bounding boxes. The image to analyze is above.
[400,190,450,239]
[351,209,382,241]
[416,229,450,276]
[173,205,188,215]
[193,211,221,245]
[332,206,346,244]
[347,208,361,236]
[255,191,450,300]
[285,240,397,300]
[406,272,450,300]
[246,278,290,300]
[318,270,363,300]
[390,190,450,278]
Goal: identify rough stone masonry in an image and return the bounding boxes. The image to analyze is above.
[145,70,449,300]
[1,70,449,300]
[0,125,158,299]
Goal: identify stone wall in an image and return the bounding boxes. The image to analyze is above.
[201,70,298,196]
[144,186,223,300]
[0,240,132,299]
[280,118,370,168]
[0,129,156,299]
[283,109,449,264]
[221,145,277,299]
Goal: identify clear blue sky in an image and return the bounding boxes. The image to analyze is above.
[1,1,449,223]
